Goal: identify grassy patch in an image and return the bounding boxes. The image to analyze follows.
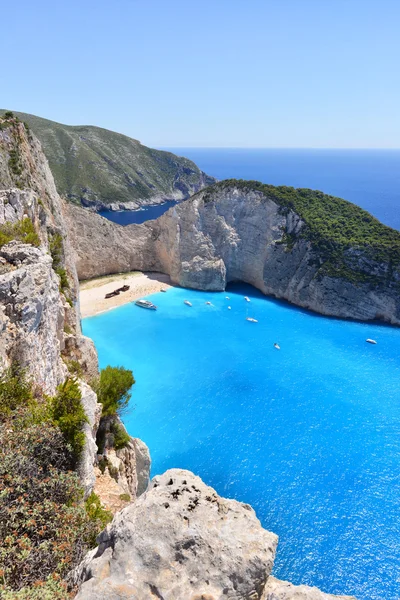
[0,218,40,248]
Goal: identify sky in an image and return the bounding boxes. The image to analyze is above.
[1,0,399,148]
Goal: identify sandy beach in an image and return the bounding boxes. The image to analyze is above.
[79,271,173,318]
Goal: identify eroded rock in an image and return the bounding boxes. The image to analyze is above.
[74,469,278,599]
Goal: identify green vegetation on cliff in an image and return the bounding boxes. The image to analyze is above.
[0,218,40,248]
[204,179,400,285]
[0,110,216,208]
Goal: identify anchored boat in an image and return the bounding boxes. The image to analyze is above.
[366,338,377,344]
[135,299,157,310]
[184,300,192,307]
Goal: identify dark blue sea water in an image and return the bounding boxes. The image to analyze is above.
[83,284,400,600]
[162,148,400,231]
[99,199,180,225]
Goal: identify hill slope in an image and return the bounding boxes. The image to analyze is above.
[0,110,216,209]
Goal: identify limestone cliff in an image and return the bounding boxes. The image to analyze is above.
[66,181,400,325]
[0,116,150,499]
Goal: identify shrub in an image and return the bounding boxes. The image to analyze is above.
[111,421,131,450]
[4,111,14,119]
[0,218,40,248]
[119,493,131,502]
[84,492,113,546]
[49,233,70,292]
[65,359,83,378]
[0,363,33,420]
[1,574,71,599]
[51,378,88,465]
[0,423,94,592]
[93,366,135,417]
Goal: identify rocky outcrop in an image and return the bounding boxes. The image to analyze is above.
[66,183,400,324]
[0,240,66,392]
[94,415,151,512]
[263,577,355,600]
[74,469,355,600]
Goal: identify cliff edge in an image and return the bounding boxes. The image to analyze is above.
[66,180,400,325]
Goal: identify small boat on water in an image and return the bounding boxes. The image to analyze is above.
[228,306,231,310]
[244,296,250,302]
[135,299,157,310]
[184,300,192,307]
[274,343,280,350]
[160,288,167,292]
[205,301,213,306]
[366,338,377,344]
[225,296,230,299]
[246,317,258,323]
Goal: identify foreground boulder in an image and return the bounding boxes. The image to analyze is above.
[74,468,278,599]
[74,469,355,600]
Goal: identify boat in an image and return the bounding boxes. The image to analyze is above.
[205,301,213,306]
[105,290,120,299]
[160,288,167,292]
[184,300,192,307]
[274,343,280,350]
[244,296,250,302]
[246,317,258,323]
[225,296,230,299]
[228,306,231,310]
[366,338,377,344]
[115,284,130,293]
[135,299,157,310]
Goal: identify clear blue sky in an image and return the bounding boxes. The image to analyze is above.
[2,0,399,148]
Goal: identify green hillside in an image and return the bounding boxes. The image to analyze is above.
[0,110,216,208]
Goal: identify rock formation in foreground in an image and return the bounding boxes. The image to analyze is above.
[66,180,400,325]
[74,469,355,600]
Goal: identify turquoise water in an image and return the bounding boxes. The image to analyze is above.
[83,284,400,600]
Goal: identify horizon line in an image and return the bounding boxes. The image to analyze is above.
[158,146,400,151]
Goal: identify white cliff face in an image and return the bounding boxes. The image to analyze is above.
[66,185,400,325]
[0,122,101,496]
[0,241,66,392]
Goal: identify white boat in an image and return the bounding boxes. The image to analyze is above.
[225,296,230,299]
[205,301,213,306]
[246,317,258,323]
[273,343,281,350]
[366,338,377,344]
[228,306,231,310]
[184,300,192,307]
[244,296,250,302]
[135,299,157,310]
[160,288,167,293]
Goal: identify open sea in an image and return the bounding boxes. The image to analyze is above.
[102,148,400,230]
[87,149,400,599]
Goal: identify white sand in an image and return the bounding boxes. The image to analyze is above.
[79,271,173,318]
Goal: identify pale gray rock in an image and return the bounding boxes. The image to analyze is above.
[74,469,278,600]
[132,436,151,496]
[262,577,356,600]
[0,241,66,393]
[96,416,151,501]
[78,380,103,497]
[65,185,400,325]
